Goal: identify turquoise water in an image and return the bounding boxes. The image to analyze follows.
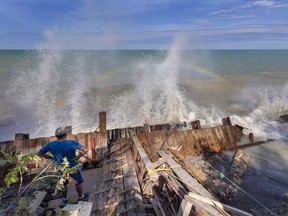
[0,50,287,141]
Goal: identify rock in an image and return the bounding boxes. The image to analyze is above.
[40,201,48,208]
[46,185,56,194]
[36,206,46,215]
[43,194,53,202]
[47,198,63,210]
[45,210,54,216]
[230,150,250,179]
[279,114,288,122]
[283,192,288,202]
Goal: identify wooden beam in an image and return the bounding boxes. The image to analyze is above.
[151,198,163,216]
[129,130,155,168]
[185,192,253,216]
[104,156,126,164]
[233,140,270,150]
[158,151,216,200]
[104,172,136,181]
[61,201,93,216]
[108,145,130,157]
[170,150,225,197]
[177,199,193,216]
[149,154,173,170]
[29,191,47,213]
[158,151,223,216]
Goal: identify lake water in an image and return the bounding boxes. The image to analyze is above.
[0,49,287,142]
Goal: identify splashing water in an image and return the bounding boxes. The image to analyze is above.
[108,33,226,128]
[108,33,190,128]
[231,84,288,140]
[136,34,190,123]
[3,32,288,142]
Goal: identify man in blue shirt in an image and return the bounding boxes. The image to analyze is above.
[37,127,89,204]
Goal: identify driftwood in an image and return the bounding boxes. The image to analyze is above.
[170,149,227,198]
[185,192,253,216]
[158,151,223,216]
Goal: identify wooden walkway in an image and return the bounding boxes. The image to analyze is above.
[90,138,145,216]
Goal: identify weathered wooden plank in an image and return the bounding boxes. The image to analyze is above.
[104,172,135,181]
[78,201,93,216]
[171,150,226,198]
[105,139,126,215]
[92,144,115,215]
[233,140,268,150]
[158,151,215,199]
[150,198,163,216]
[29,191,47,213]
[186,192,253,216]
[158,151,223,216]
[62,201,93,216]
[124,140,145,216]
[129,130,155,169]
[153,187,172,216]
[177,199,193,216]
[109,144,130,156]
[214,126,228,149]
[149,154,173,170]
[104,156,126,164]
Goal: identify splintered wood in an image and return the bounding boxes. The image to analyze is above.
[91,138,145,216]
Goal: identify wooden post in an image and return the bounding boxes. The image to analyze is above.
[191,120,201,130]
[15,133,29,140]
[99,111,107,133]
[249,133,254,142]
[14,133,29,154]
[222,117,232,126]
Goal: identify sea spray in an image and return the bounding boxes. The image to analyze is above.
[4,30,225,138]
[3,45,288,142]
[108,34,226,128]
[230,84,288,140]
[136,33,190,124]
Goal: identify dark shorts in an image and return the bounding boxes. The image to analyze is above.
[70,169,84,185]
[62,168,84,186]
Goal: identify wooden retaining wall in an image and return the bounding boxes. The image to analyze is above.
[0,114,242,167]
[138,125,242,160]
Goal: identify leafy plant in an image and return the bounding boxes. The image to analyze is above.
[55,157,79,191]
[0,150,78,215]
[1,150,41,191]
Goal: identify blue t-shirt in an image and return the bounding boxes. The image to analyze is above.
[39,140,83,167]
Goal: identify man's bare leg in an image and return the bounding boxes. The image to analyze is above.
[62,186,68,199]
[76,183,83,198]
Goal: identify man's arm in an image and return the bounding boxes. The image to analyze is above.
[74,147,88,161]
[37,151,54,160]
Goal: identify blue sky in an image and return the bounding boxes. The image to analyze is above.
[0,0,287,49]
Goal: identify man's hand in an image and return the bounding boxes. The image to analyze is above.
[73,148,88,161]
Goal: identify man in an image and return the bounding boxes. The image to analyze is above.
[37,127,89,205]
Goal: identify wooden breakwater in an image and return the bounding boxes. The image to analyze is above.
[0,113,241,159]
[0,112,245,169]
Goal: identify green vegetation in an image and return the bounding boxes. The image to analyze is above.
[0,150,78,215]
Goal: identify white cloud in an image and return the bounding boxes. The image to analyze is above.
[210,9,235,15]
[243,0,288,8]
[197,25,288,37]
[252,1,275,7]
